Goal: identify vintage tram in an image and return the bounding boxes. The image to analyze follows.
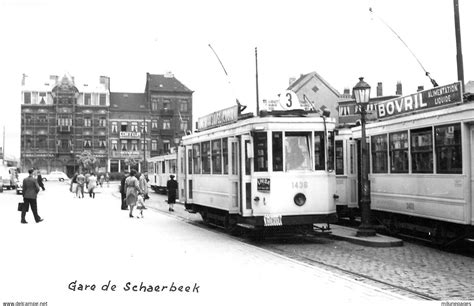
[176,104,338,233]
[148,152,177,194]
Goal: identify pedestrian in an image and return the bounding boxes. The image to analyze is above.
[119,170,129,210]
[138,172,149,203]
[99,174,104,188]
[84,172,91,190]
[166,174,178,212]
[76,172,85,198]
[36,168,45,191]
[125,169,142,218]
[88,172,97,198]
[20,168,43,224]
[70,172,78,197]
[105,172,110,188]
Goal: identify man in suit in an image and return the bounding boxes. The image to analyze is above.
[36,168,45,191]
[21,168,43,224]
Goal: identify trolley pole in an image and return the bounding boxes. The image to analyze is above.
[255,47,260,116]
[453,0,464,89]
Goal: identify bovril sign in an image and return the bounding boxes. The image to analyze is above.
[376,82,462,119]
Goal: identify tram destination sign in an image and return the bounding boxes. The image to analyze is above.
[376,81,462,119]
[197,105,238,131]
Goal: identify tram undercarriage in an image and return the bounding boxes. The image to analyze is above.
[185,203,337,235]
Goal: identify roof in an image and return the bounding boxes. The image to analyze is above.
[146,73,193,93]
[288,71,341,97]
[110,92,147,112]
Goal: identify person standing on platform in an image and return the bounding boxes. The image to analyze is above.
[166,174,178,212]
[88,172,97,198]
[120,170,129,210]
[21,168,43,224]
[36,168,45,191]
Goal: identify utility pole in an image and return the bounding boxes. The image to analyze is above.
[255,47,260,116]
[2,126,5,165]
[143,117,146,172]
[453,0,464,90]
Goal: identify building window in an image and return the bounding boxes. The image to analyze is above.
[435,123,462,174]
[180,121,188,132]
[180,100,188,112]
[212,139,222,174]
[151,101,158,111]
[152,120,158,129]
[163,140,170,153]
[389,131,409,173]
[84,117,92,127]
[411,127,433,173]
[99,94,106,106]
[24,92,31,104]
[131,122,138,132]
[141,140,147,151]
[121,123,127,132]
[121,140,128,151]
[99,138,106,148]
[371,134,388,173]
[151,140,157,151]
[111,140,118,151]
[335,140,344,175]
[58,115,72,127]
[84,93,91,105]
[112,122,118,133]
[163,119,171,129]
[39,92,46,104]
[163,99,171,110]
[84,139,92,148]
[99,117,107,127]
[131,140,138,151]
[254,132,268,172]
[141,122,147,133]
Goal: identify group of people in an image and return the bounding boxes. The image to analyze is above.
[69,172,109,199]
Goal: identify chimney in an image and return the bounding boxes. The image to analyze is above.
[71,76,75,84]
[164,71,174,78]
[343,88,350,95]
[21,73,27,86]
[377,82,383,97]
[50,75,59,84]
[417,85,424,92]
[100,76,110,91]
[396,81,403,95]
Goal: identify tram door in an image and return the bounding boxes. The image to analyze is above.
[229,138,240,214]
[240,135,253,217]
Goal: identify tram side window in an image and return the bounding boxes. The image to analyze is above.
[314,132,325,170]
[201,141,211,174]
[285,132,311,171]
[193,144,201,174]
[411,127,433,173]
[254,132,268,172]
[188,148,193,174]
[435,124,462,174]
[389,131,408,173]
[335,140,344,175]
[212,139,222,174]
[222,138,229,174]
[328,131,335,171]
[371,134,388,173]
[272,132,283,172]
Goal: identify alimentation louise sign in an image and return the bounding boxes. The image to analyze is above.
[376,82,462,119]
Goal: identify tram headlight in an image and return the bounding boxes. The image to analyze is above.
[294,193,306,206]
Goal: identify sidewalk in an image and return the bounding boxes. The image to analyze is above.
[0,182,414,306]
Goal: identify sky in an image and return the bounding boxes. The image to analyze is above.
[1,0,473,159]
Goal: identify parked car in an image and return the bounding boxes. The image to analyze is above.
[43,171,69,182]
[15,173,30,195]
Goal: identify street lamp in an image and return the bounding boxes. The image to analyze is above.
[353,77,376,237]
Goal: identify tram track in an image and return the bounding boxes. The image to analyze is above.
[146,204,439,301]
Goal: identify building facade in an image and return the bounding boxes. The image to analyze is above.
[21,74,110,177]
[20,72,193,176]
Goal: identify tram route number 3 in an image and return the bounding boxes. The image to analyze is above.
[292,181,308,189]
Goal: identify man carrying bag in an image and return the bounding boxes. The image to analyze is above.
[21,168,43,224]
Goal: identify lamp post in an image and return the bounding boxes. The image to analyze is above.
[353,77,376,237]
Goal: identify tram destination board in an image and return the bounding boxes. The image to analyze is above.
[376,81,462,119]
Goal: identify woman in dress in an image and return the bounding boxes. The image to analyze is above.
[88,173,97,198]
[125,169,142,218]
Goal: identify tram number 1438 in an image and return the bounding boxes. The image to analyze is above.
[292,181,308,189]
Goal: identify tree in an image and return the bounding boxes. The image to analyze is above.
[77,150,98,172]
[124,155,138,168]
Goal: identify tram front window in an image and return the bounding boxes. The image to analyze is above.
[285,132,311,171]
